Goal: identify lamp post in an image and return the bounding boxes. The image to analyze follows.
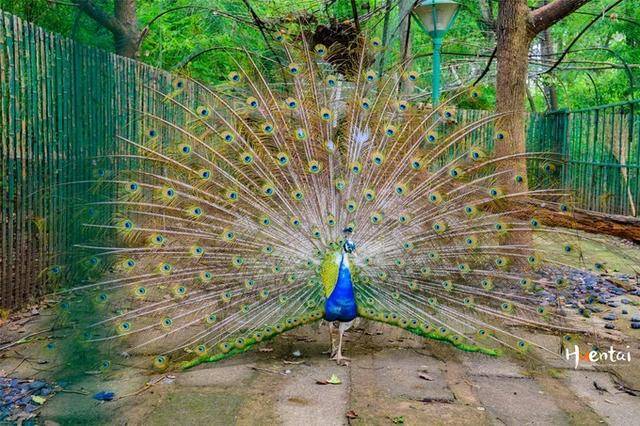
[412,0,460,106]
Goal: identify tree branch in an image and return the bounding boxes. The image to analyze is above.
[478,0,495,29]
[75,0,123,35]
[530,0,592,34]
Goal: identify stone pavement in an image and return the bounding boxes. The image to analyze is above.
[1,320,638,425]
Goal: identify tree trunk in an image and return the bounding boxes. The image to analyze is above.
[495,0,532,193]
[76,0,140,59]
[114,0,140,58]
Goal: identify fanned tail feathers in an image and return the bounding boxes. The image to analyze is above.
[52,30,636,371]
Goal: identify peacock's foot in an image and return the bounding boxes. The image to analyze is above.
[330,353,351,365]
[322,348,338,357]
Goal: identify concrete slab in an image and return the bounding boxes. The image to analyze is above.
[472,376,569,425]
[566,370,640,425]
[276,359,350,426]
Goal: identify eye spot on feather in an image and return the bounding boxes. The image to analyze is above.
[199,169,211,180]
[384,125,397,137]
[394,183,408,196]
[370,212,383,224]
[205,313,217,324]
[172,78,185,90]
[469,147,485,160]
[290,217,302,228]
[296,128,307,140]
[325,75,337,87]
[371,37,382,48]
[494,257,508,268]
[159,262,173,275]
[288,63,300,75]
[361,98,371,110]
[225,189,239,202]
[442,280,453,291]
[396,100,408,112]
[246,97,259,108]
[363,189,376,202]
[259,215,271,227]
[240,152,254,165]
[334,179,346,191]
[346,200,358,213]
[488,187,503,198]
[311,227,321,239]
[276,152,289,166]
[308,160,321,173]
[428,191,443,204]
[350,161,362,174]
[117,321,132,334]
[314,43,327,56]
[153,355,168,370]
[147,128,157,138]
[228,71,241,82]
[291,189,304,201]
[398,213,411,224]
[126,182,140,193]
[449,167,463,178]
[542,162,556,173]
[262,122,275,134]
[261,182,276,197]
[514,174,524,184]
[365,70,376,82]
[161,317,173,328]
[411,158,423,170]
[371,151,385,166]
[196,106,209,117]
[221,131,235,144]
[285,97,298,110]
[320,108,333,121]
[199,271,213,283]
[481,278,494,291]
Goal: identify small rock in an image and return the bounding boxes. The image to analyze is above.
[604,324,615,330]
[603,313,617,321]
[631,322,640,329]
[622,309,628,315]
[631,315,640,323]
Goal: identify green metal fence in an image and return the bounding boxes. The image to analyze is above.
[0,11,203,309]
[529,100,640,216]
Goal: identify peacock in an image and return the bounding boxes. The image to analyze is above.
[47,27,634,373]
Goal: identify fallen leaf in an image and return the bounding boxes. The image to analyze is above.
[327,374,342,385]
[346,410,358,419]
[31,395,46,405]
[418,373,434,381]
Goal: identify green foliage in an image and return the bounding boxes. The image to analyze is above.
[2,0,638,109]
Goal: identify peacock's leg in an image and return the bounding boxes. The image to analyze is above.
[323,322,337,356]
[331,320,353,364]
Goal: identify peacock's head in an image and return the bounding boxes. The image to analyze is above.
[343,227,356,253]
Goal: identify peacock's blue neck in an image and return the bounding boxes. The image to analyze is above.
[324,253,358,322]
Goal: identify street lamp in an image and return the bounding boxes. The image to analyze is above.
[412,0,460,105]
